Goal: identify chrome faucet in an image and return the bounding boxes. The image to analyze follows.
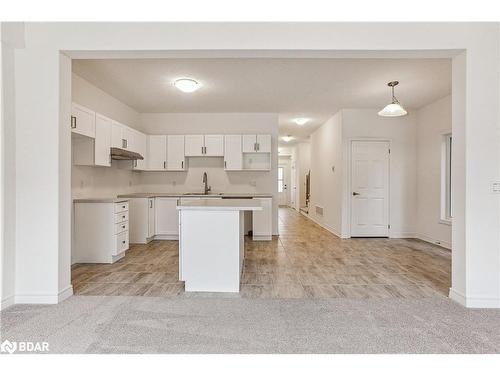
[203,172,211,195]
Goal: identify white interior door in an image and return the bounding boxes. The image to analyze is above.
[350,140,389,237]
[278,164,290,206]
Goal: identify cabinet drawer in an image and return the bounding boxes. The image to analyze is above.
[114,231,129,255]
[115,221,129,234]
[115,211,129,223]
[114,201,129,213]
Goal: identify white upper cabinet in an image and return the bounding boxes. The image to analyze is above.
[147,135,167,170]
[204,135,224,156]
[111,121,123,149]
[132,130,147,170]
[242,134,271,153]
[167,135,186,171]
[256,134,271,153]
[224,135,242,170]
[185,135,204,157]
[94,114,112,167]
[242,135,257,153]
[185,134,224,157]
[71,103,96,138]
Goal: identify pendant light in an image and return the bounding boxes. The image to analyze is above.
[378,81,408,117]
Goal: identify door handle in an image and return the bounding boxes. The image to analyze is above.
[352,192,361,196]
[70,116,77,129]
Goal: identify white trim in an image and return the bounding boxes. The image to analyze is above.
[389,232,416,239]
[416,233,452,249]
[438,219,452,226]
[1,295,15,310]
[14,285,73,305]
[449,288,500,308]
[58,285,73,302]
[154,234,179,240]
[301,211,348,239]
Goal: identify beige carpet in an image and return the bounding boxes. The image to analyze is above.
[1,295,499,354]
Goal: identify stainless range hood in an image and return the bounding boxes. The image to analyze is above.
[110,147,144,161]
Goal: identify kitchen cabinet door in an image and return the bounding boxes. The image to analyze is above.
[147,135,167,170]
[132,131,147,170]
[121,126,134,150]
[148,198,155,238]
[184,134,204,156]
[155,197,179,237]
[204,135,224,156]
[71,103,96,138]
[167,135,186,170]
[242,135,257,153]
[253,198,272,240]
[256,134,271,153]
[94,114,112,167]
[224,135,242,170]
[111,121,123,148]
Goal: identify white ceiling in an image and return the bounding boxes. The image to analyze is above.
[72,58,451,144]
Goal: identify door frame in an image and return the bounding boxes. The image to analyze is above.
[346,138,391,238]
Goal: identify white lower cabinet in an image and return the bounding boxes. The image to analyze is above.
[73,200,129,264]
[252,198,272,240]
[155,197,180,239]
[129,198,155,244]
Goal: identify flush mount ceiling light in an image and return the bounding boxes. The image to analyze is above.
[282,135,294,142]
[174,78,201,93]
[293,118,309,126]
[378,81,408,117]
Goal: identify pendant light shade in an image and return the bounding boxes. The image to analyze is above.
[378,81,408,117]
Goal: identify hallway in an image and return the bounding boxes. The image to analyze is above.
[72,207,451,298]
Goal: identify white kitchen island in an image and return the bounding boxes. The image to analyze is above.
[177,199,262,293]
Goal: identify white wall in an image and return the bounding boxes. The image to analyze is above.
[71,74,142,199]
[4,22,499,308]
[416,95,452,248]
[140,113,279,235]
[309,112,344,236]
[342,109,418,238]
[295,142,311,210]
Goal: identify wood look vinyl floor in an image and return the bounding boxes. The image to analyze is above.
[72,208,451,298]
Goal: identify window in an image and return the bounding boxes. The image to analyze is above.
[441,133,452,223]
[278,166,284,193]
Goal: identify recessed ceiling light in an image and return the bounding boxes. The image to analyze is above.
[282,135,294,143]
[293,118,309,126]
[174,78,201,93]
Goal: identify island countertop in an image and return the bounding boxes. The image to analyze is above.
[117,192,273,199]
[177,198,262,211]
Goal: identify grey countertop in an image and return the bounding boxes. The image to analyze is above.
[117,192,273,198]
[73,198,129,203]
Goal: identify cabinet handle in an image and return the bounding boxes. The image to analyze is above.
[163,161,166,169]
[122,240,126,244]
[122,225,125,229]
[122,215,126,219]
[134,160,137,168]
[224,161,227,169]
[150,200,153,208]
[181,160,184,169]
[257,143,260,151]
[70,116,77,129]
[254,142,256,151]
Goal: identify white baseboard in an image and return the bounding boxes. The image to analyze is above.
[14,285,73,305]
[301,212,347,239]
[154,234,179,240]
[449,288,500,308]
[1,295,15,310]
[390,232,416,239]
[416,233,452,249]
[58,285,74,302]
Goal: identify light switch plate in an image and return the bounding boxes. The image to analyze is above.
[492,181,500,193]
